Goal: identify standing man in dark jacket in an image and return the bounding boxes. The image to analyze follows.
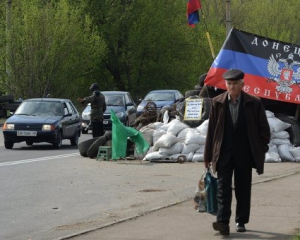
[204,69,270,236]
[78,83,106,138]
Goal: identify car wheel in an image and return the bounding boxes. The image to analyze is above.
[82,129,88,134]
[4,141,14,149]
[70,131,79,146]
[53,131,62,149]
[26,141,33,146]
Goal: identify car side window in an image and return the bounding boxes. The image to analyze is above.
[63,102,70,115]
[68,101,78,115]
[65,102,75,115]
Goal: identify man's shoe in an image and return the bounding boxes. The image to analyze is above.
[212,222,230,236]
[236,223,246,232]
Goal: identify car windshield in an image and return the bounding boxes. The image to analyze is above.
[144,92,174,101]
[15,101,63,116]
[104,95,124,106]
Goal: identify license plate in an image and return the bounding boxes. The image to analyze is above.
[103,120,108,125]
[17,131,37,136]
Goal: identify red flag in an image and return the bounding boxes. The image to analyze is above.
[187,0,201,27]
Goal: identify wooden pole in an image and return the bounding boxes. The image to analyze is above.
[226,0,231,36]
[200,9,216,60]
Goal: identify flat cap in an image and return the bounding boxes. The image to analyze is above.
[223,69,244,81]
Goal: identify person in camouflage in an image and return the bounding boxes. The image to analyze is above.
[78,83,106,138]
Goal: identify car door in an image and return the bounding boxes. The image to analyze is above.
[61,102,73,138]
[65,101,80,138]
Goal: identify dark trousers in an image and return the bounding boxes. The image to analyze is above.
[216,157,252,225]
[92,121,104,138]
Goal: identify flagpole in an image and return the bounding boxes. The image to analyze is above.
[200,8,215,60]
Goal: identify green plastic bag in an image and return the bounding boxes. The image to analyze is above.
[204,168,218,215]
[111,109,149,159]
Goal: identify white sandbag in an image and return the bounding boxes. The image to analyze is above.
[265,110,275,118]
[163,110,169,124]
[185,129,206,145]
[159,142,184,155]
[158,121,172,131]
[152,129,167,144]
[153,133,179,151]
[271,138,291,146]
[265,152,281,163]
[271,131,290,139]
[289,146,300,161]
[267,117,291,132]
[268,143,278,154]
[167,120,189,136]
[143,151,165,161]
[195,145,205,153]
[177,128,190,142]
[187,152,194,162]
[181,143,201,154]
[196,119,209,135]
[278,144,295,161]
[143,122,164,130]
[192,153,204,162]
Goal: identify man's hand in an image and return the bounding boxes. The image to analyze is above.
[78,97,83,103]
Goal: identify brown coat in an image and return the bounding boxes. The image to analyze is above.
[204,91,271,175]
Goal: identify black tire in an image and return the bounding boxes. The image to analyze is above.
[104,131,112,141]
[0,95,14,103]
[87,136,107,158]
[26,141,33,146]
[4,141,14,149]
[275,115,300,147]
[78,137,98,157]
[70,131,79,146]
[177,96,212,128]
[53,132,62,149]
[185,90,200,98]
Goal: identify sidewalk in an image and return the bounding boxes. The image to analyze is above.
[60,163,300,240]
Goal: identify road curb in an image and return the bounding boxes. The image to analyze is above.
[56,171,298,240]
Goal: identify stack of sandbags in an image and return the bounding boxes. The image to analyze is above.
[141,109,300,163]
[266,110,293,162]
[142,119,209,162]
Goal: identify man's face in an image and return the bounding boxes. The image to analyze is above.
[225,80,244,97]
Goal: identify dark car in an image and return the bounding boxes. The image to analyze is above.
[2,98,81,149]
[81,91,137,134]
[136,89,184,116]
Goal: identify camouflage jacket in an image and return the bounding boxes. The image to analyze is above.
[83,91,106,122]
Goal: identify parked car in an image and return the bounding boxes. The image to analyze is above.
[136,89,184,116]
[2,98,81,149]
[81,91,137,134]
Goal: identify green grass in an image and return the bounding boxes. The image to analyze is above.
[292,233,300,240]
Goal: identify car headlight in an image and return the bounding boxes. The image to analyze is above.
[42,124,55,131]
[137,105,144,111]
[116,112,125,118]
[3,123,14,130]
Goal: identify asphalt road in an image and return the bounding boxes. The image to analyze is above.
[0,130,201,240]
[2,128,299,240]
